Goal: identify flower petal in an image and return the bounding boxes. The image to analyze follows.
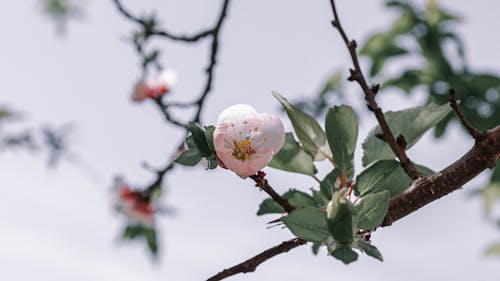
[213,104,285,178]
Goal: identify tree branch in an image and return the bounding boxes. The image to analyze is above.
[382,125,500,226]
[210,125,500,280]
[112,0,212,42]
[206,2,500,280]
[111,0,232,198]
[191,0,231,123]
[206,238,306,281]
[449,89,484,140]
[249,171,295,213]
[328,0,421,180]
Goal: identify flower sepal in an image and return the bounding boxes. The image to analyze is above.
[174,122,218,169]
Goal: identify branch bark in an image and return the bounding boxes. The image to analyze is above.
[250,172,295,213]
[112,0,212,42]
[206,1,500,278]
[328,0,421,180]
[210,126,500,280]
[111,0,232,196]
[382,125,500,225]
[206,238,306,281]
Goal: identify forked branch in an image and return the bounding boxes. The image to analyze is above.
[206,2,500,279]
[329,0,421,180]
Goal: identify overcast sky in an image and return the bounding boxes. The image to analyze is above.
[0,0,499,280]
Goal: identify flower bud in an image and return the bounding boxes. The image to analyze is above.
[113,178,155,227]
[131,69,177,102]
[213,104,285,178]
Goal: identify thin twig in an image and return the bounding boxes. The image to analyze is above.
[328,0,421,180]
[154,99,187,129]
[206,238,306,281]
[192,0,231,123]
[140,137,186,199]
[249,171,295,213]
[449,89,484,140]
[111,0,232,197]
[112,0,212,42]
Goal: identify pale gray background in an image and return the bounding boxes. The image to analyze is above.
[0,0,499,280]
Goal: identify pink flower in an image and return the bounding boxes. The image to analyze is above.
[113,178,155,227]
[131,69,177,102]
[213,104,285,178]
[131,81,150,102]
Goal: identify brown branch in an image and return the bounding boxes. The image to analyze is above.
[449,89,484,140]
[112,0,232,126]
[206,238,306,281]
[329,0,421,180]
[249,171,295,213]
[111,0,232,196]
[212,125,500,280]
[382,125,500,226]
[192,0,231,123]
[112,0,211,42]
[153,99,187,129]
[205,3,500,278]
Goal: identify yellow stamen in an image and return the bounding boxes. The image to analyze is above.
[232,139,256,161]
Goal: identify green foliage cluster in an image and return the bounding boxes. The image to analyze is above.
[122,224,158,255]
[40,0,85,34]
[247,92,443,264]
[361,0,499,137]
[174,87,453,263]
[293,0,500,258]
[297,0,499,140]
[174,123,218,169]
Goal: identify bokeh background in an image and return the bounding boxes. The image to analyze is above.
[0,0,498,280]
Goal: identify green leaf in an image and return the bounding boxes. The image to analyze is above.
[325,105,358,175]
[312,242,322,255]
[355,160,402,197]
[330,246,358,264]
[355,160,434,197]
[257,198,285,215]
[362,103,453,166]
[383,70,424,93]
[204,125,216,151]
[257,189,318,215]
[416,164,435,176]
[122,225,158,256]
[269,133,316,176]
[360,34,388,57]
[326,190,358,242]
[389,12,416,36]
[481,183,500,216]
[491,163,500,182]
[284,190,318,209]
[150,184,162,200]
[187,122,210,157]
[361,35,408,76]
[207,153,218,169]
[485,242,500,257]
[311,188,329,207]
[145,228,158,255]
[174,148,203,166]
[354,191,390,230]
[186,135,197,149]
[354,238,384,261]
[320,169,341,199]
[273,91,331,161]
[282,207,330,242]
[122,225,143,240]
